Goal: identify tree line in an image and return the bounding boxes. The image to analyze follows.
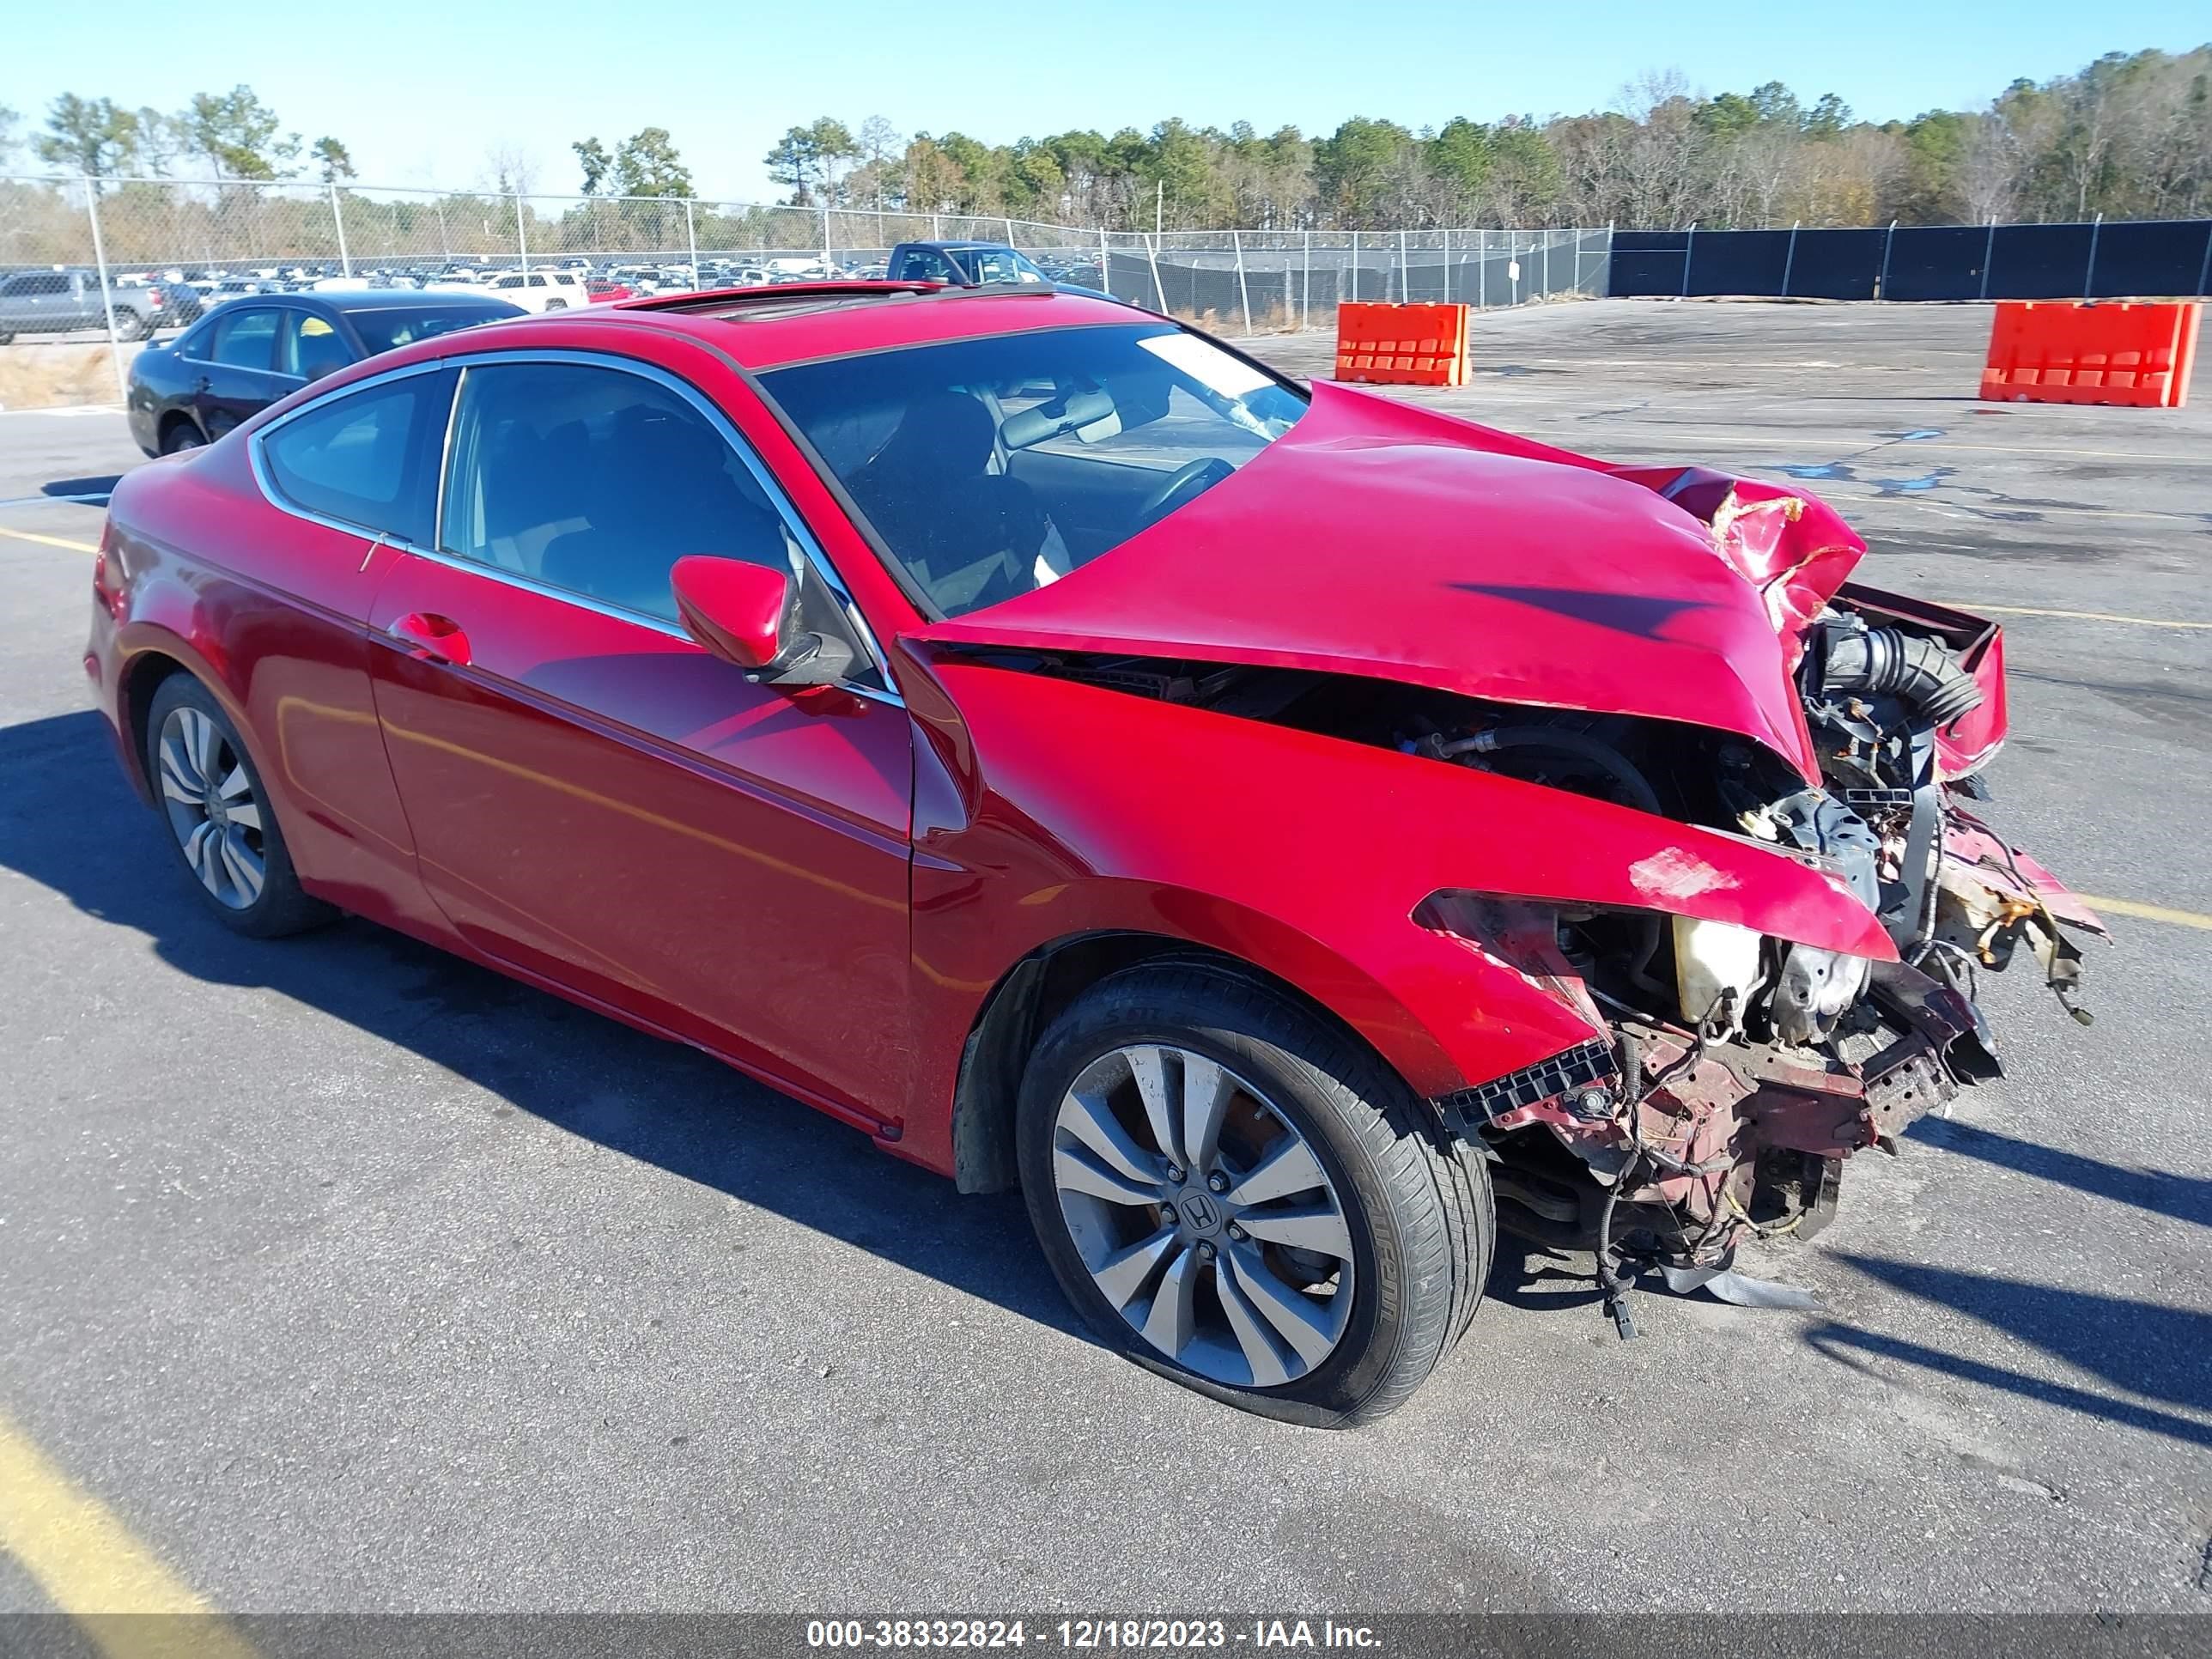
[2,87,356,187]
[7,45,2208,230]
[759,49,2210,229]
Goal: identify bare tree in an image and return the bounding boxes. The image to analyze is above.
[483,141,538,198]
[1960,112,2026,223]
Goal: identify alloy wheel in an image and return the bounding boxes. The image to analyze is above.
[155,706,266,909]
[1050,1043,1357,1388]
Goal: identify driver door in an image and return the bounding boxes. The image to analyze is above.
[366,352,915,1124]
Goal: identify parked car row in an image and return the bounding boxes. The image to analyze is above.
[2,244,1117,347]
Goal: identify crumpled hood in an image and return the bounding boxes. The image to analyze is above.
[915,381,1868,781]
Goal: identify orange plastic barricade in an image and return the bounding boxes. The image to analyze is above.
[1979,301,2201,409]
[1334,302,1470,387]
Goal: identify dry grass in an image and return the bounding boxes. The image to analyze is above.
[0,343,138,411]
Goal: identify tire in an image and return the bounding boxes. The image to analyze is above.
[1017,963,1492,1427]
[160,419,205,454]
[112,309,149,343]
[143,675,335,938]
[0,330,14,346]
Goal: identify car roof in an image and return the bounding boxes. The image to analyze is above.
[325,289,521,312]
[374,283,1157,374]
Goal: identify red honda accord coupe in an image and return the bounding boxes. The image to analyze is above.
[86,281,2100,1424]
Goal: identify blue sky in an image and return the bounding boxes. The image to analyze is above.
[6,1,2205,199]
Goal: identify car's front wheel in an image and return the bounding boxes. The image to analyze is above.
[143,675,334,937]
[1018,963,1491,1426]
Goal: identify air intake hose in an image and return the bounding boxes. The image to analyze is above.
[1822,626,1984,726]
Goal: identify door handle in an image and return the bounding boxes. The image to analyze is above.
[387,611,471,666]
[191,374,210,392]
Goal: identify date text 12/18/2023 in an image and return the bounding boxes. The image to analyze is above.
[804,1619,1384,1649]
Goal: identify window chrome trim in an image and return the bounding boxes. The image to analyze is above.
[248,346,902,707]
[246,356,451,554]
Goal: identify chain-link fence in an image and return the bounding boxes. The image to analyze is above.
[1097,228,1611,328]
[1,173,1613,409]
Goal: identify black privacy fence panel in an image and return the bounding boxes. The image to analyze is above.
[1687,228,1791,295]
[1608,219,2212,302]
[2088,219,2212,298]
[1884,226,1994,301]
[1775,229,1887,299]
[1608,230,1690,296]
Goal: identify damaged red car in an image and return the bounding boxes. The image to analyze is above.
[85,283,2102,1425]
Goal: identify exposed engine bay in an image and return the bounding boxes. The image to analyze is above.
[925,422,2109,1332]
[957,581,2106,1326]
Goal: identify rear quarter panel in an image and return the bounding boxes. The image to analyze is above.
[100,443,441,933]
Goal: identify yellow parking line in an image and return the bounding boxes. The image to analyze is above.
[0,526,98,554]
[1945,604,2212,631]
[2074,895,2212,932]
[0,1410,255,1659]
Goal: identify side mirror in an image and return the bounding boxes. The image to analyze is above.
[670,555,858,689]
[672,554,788,669]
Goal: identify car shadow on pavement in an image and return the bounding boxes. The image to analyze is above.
[1907,1115,2211,1230]
[0,708,1086,1347]
[42,475,121,503]
[1805,1255,2212,1449]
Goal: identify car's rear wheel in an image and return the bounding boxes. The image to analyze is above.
[143,676,333,937]
[111,310,149,342]
[1017,963,1491,1426]
[160,420,204,454]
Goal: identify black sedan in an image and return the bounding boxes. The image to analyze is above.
[125,289,524,457]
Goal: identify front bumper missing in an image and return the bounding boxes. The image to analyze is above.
[1435,1037,1616,1136]
[1431,960,1997,1253]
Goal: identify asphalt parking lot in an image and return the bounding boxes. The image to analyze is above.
[0,300,2207,1626]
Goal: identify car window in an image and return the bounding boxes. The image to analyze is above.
[759,323,1307,618]
[260,374,446,547]
[210,307,282,371]
[969,249,1047,285]
[438,361,796,625]
[5,272,73,296]
[342,304,513,355]
[280,312,355,382]
[895,250,956,283]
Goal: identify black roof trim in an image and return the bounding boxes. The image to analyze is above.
[613,279,1061,318]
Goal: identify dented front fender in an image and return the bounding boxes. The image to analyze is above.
[908,662,1894,1163]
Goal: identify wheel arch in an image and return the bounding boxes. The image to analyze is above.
[949,927,1437,1195]
[113,632,267,811]
[155,409,204,451]
[115,647,193,804]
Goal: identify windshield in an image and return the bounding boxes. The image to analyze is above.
[758,323,1306,617]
